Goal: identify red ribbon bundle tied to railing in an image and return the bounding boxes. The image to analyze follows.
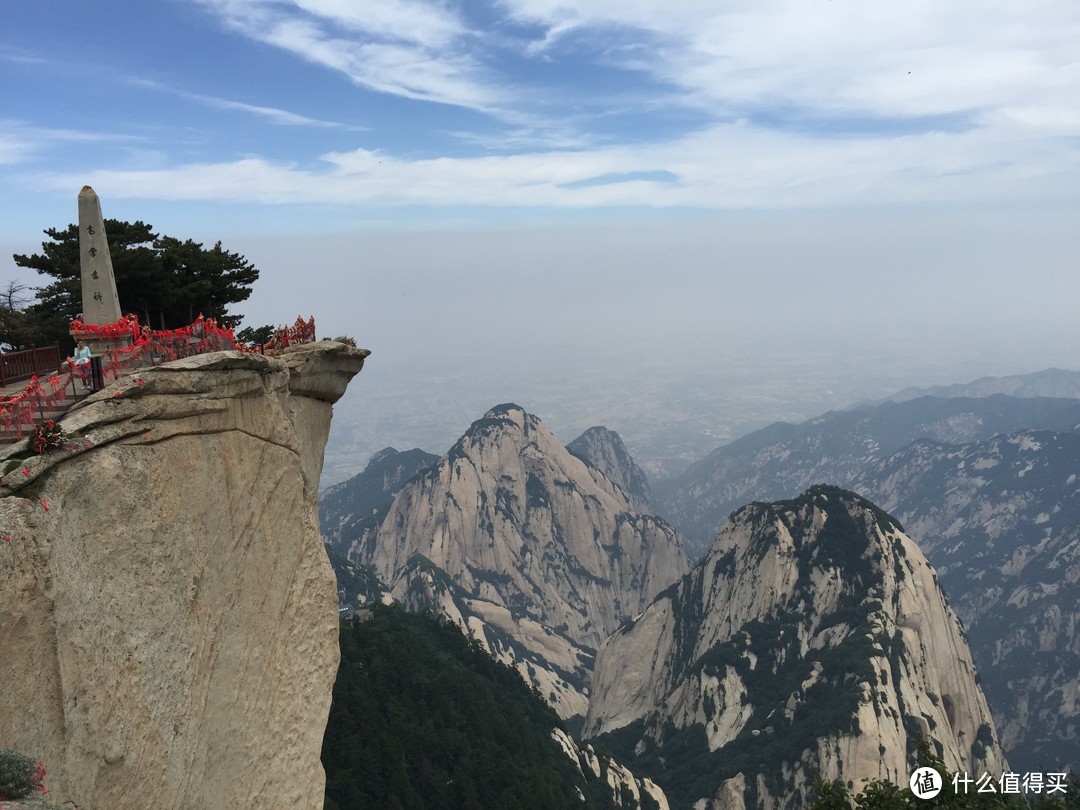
[2,315,318,439]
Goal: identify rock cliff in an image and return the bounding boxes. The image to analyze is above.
[551,728,670,810]
[0,342,368,810]
[853,429,1080,774]
[585,486,1007,810]
[319,446,438,558]
[357,404,689,719]
[567,426,654,513]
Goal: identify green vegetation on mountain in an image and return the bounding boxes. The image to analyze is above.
[597,616,882,808]
[322,605,651,810]
[318,447,438,558]
[597,488,895,808]
[809,737,1080,808]
[324,550,388,609]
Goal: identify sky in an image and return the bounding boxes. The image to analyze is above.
[3,1,1080,473]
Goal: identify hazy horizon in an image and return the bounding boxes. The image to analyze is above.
[4,1,1078,484]
[6,203,1079,486]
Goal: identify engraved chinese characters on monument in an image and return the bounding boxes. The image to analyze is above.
[77,185,123,325]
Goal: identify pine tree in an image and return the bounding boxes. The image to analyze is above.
[11,219,258,348]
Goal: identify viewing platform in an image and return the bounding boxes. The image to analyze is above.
[1,187,316,445]
[0,316,317,445]
[0,344,89,443]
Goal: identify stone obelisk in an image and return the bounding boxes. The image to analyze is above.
[74,186,131,360]
[77,186,123,325]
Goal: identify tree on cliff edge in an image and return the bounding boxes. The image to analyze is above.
[11,219,258,348]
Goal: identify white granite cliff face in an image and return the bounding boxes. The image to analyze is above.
[0,343,367,810]
[585,486,1008,810]
[853,430,1080,774]
[550,728,670,810]
[357,404,689,719]
[566,426,654,513]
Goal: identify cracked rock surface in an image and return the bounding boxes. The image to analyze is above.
[0,342,367,810]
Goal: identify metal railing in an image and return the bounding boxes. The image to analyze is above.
[1,316,319,441]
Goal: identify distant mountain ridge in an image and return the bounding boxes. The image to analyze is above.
[317,390,1043,804]
[654,381,1080,776]
[878,367,1080,404]
[657,394,1080,558]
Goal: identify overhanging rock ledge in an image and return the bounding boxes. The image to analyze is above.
[0,341,368,810]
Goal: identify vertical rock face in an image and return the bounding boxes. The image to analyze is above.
[585,486,1007,810]
[0,342,367,810]
[853,429,1080,775]
[567,426,654,513]
[358,404,689,719]
[319,446,438,558]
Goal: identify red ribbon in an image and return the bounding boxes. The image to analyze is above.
[2,315,319,439]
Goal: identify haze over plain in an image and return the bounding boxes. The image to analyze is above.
[3,1,1078,482]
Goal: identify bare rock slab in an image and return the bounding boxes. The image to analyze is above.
[0,343,368,810]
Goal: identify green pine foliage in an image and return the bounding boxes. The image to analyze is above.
[322,605,627,810]
[10,219,258,349]
[808,738,1080,809]
[0,748,41,800]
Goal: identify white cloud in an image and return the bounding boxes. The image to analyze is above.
[197,0,505,109]
[195,94,348,127]
[0,51,47,66]
[0,120,146,166]
[0,135,33,166]
[128,78,365,129]
[994,104,1080,134]
[499,0,1080,126]
[33,117,1080,210]
[11,1,1078,216]
[190,0,1080,149]
[288,0,466,48]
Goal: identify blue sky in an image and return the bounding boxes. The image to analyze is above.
[3,1,1080,419]
[3,0,1079,235]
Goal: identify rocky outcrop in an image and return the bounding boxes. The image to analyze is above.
[357,404,689,719]
[0,343,367,810]
[567,426,654,513]
[854,429,1080,774]
[551,728,669,810]
[319,446,438,558]
[585,486,1007,810]
[324,552,393,612]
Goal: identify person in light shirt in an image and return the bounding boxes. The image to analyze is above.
[71,340,91,388]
